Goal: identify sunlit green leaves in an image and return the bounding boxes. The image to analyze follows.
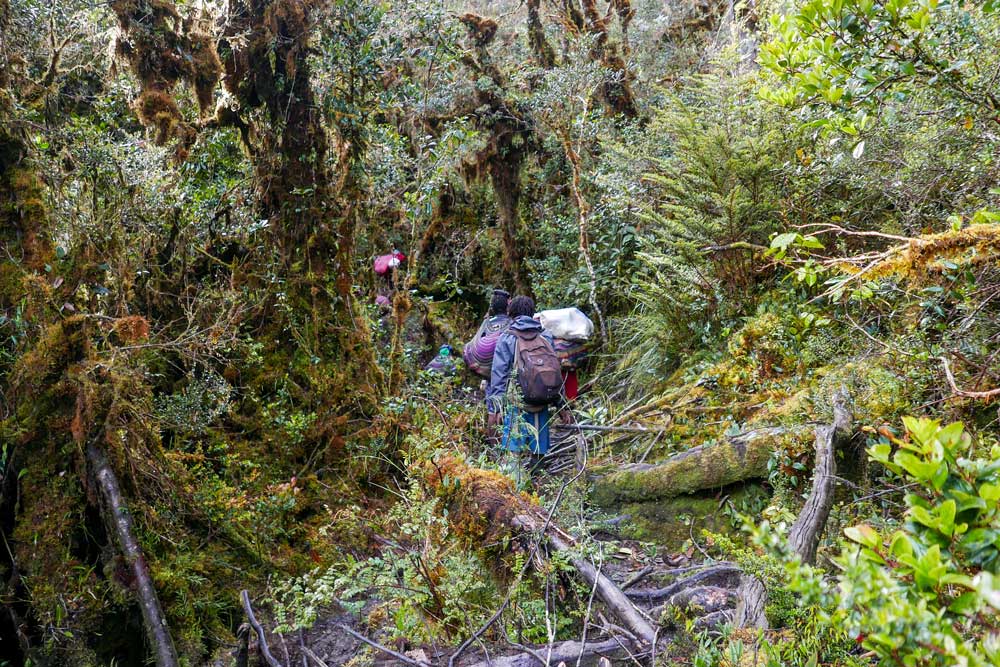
[760,0,1000,136]
[784,418,1000,664]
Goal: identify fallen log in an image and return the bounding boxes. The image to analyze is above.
[627,565,741,605]
[465,637,641,667]
[426,457,657,646]
[735,388,853,629]
[88,443,179,667]
[546,532,658,645]
[592,426,809,505]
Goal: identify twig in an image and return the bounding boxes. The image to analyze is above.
[240,590,285,667]
[636,430,666,466]
[508,640,549,666]
[338,624,429,667]
[300,644,329,667]
[797,222,916,243]
[620,565,653,591]
[576,556,603,667]
[298,630,309,667]
[940,355,1000,399]
[553,423,669,434]
[843,311,916,357]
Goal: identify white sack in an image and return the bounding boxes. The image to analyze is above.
[535,307,594,341]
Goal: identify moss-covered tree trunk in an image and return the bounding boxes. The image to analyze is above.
[458,15,534,296]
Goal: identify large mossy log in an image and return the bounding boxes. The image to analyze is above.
[592,426,808,505]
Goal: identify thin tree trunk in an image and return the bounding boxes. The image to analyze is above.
[87,443,179,667]
[559,130,607,343]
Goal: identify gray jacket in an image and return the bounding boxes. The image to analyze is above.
[486,316,555,414]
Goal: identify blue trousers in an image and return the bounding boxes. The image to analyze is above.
[502,407,550,455]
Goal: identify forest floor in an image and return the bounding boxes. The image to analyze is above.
[244,393,759,667]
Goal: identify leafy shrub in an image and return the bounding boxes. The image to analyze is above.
[778,417,1000,666]
[616,66,800,387]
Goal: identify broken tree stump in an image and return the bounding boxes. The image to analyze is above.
[788,389,853,565]
[736,388,853,629]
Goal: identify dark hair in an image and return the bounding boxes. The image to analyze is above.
[489,289,510,316]
[507,295,535,318]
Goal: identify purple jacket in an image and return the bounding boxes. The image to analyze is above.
[486,316,555,414]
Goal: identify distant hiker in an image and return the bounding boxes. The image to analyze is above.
[373,249,406,306]
[463,288,512,378]
[536,307,594,401]
[425,344,457,376]
[374,248,406,277]
[486,295,567,455]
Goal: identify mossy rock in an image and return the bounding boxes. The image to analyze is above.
[619,483,769,552]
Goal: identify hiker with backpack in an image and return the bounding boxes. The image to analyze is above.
[463,288,512,379]
[486,295,568,455]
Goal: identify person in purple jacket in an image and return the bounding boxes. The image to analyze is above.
[486,295,567,455]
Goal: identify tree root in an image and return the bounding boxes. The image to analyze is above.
[240,589,285,667]
[464,637,644,667]
[626,564,741,605]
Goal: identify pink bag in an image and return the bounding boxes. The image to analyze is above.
[374,251,406,275]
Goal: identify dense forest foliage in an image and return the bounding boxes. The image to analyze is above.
[2,0,1000,665]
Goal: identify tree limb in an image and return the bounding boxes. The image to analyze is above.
[88,443,179,667]
[940,355,1000,399]
[240,590,285,667]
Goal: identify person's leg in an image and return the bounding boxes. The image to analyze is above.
[563,369,579,401]
[526,409,550,456]
[502,407,526,453]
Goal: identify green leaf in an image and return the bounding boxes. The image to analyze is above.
[889,530,914,559]
[937,499,956,536]
[980,483,1000,502]
[797,235,825,249]
[845,524,881,549]
[948,591,980,615]
[896,451,940,482]
[770,232,799,250]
